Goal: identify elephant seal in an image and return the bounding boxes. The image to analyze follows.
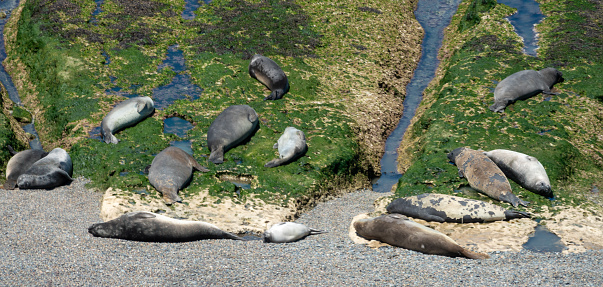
[148,146,209,205]
[207,105,259,164]
[88,211,243,242]
[4,146,48,189]
[263,222,326,243]
[265,127,307,168]
[248,54,290,100]
[353,214,489,259]
[386,193,531,223]
[484,149,552,198]
[101,96,155,144]
[489,68,564,112]
[17,148,73,189]
[447,147,528,207]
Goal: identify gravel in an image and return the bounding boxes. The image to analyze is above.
[1,177,602,286]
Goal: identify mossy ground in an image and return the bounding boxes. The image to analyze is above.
[1,0,423,211]
[396,0,603,215]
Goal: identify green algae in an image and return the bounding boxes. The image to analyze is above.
[395,0,603,213]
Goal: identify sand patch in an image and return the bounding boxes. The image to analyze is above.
[539,205,603,254]
[100,187,296,234]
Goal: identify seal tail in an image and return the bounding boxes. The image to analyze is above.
[461,248,490,260]
[3,179,17,190]
[309,228,327,235]
[208,147,224,164]
[504,210,532,220]
[7,145,17,155]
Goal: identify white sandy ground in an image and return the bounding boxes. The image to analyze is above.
[103,185,603,254]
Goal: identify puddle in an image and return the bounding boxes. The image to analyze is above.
[523,220,567,253]
[158,44,186,73]
[497,0,545,57]
[372,0,462,193]
[90,0,104,25]
[169,140,193,156]
[182,0,212,20]
[537,129,552,135]
[217,173,253,190]
[152,45,203,110]
[164,117,194,138]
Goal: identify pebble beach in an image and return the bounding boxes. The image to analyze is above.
[1,177,602,286]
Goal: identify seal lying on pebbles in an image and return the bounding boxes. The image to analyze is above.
[353,214,490,259]
[386,193,531,223]
[489,67,564,113]
[101,96,155,144]
[248,54,290,100]
[17,148,73,189]
[3,146,48,189]
[88,211,243,242]
[265,127,307,168]
[483,149,553,198]
[148,146,209,205]
[263,222,326,243]
[207,105,259,164]
[448,147,528,207]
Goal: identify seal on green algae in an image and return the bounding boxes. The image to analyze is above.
[207,105,259,164]
[249,54,290,100]
[148,146,209,205]
[4,146,48,189]
[483,149,553,198]
[489,68,564,113]
[101,96,155,144]
[265,127,307,168]
[447,147,529,207]
[353,214,490,259]
[88,211,243,242]
[17,148,73,190]
[386,193,531,223]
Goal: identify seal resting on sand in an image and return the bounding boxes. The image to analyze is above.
[353,214,490,259]
[88,211,243,242]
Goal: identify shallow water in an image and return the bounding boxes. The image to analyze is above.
[372,0,462,193]
[182,0,212,20]
[523,222,567,252]
[497,0,544,57]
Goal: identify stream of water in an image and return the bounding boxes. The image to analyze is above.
[497,0,545,57]
[372,0,462,193]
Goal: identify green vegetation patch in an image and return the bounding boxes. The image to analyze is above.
[395,0,603,214]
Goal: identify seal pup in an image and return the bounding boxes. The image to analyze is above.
[264,127,307,168]
[353,214,489,259]
[263,222,326,243]
[17,148,73,189]
[207,105,259,164]
[448,147,528,207]
[4,146,48,189]
[489,67,564,112]
[88,211,243,242]
[386,193,531,223]
[148,146,209,205]
[101,96,155,144]
[248,54,290,100]
[484,149,552,198]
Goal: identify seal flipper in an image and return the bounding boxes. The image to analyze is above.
[460,248,490,260]
[130,212,157,219]
[3,179,17,190]
[498,192,529,207]
[190,158,210,172]
[308,228,327,235]
[209,146,224,164]
[7,145,17,156]
[504,210,532,220]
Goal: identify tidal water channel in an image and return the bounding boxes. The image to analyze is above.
[497,0,545,57]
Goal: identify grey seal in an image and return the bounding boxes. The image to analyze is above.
[264,127,307,168]
[448,147,528,207]
[263,222,326,243]
[101,96,155,144]
[88,211,243,242]
[248,54,290,100]
[3,146,48,189]
[386,193,531,223]
[489,68,564,112]
[148,146,209,205]
[353,214,489,259]
[484,149,552,198]
[17,148,73,189]
[207,105,259,164]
